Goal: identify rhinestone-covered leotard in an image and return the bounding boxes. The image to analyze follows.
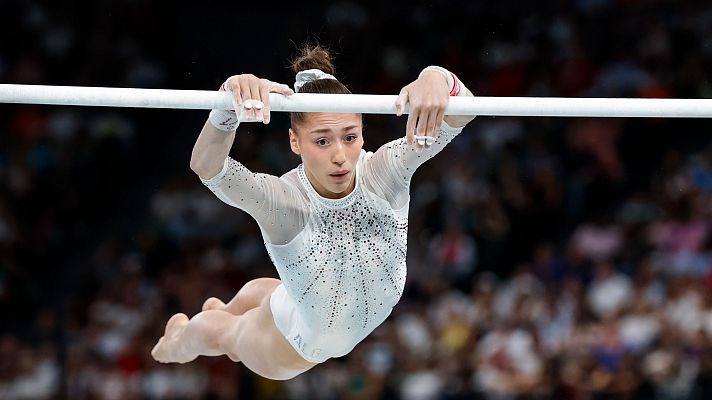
[201,122,462,361]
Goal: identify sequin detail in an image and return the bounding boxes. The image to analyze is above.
[267,156,408,342]
[200,122,464,359]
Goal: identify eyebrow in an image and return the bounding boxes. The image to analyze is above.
[308,125,360,135]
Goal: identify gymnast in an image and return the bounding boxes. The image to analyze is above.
[151,44,475,380]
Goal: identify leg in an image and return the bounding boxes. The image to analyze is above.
[202,277,281,315]
[151,311,232,364]
[227,291,318,379]
[152,285,317,380]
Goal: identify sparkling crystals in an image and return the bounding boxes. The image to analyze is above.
[264,155,409,342]
[197,122,463,359]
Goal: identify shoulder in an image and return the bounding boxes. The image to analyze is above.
[360,139,409,173]
[279,166,310,200]
[359,148,372,165]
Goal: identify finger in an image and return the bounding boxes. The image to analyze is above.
[433,107,445,140]
[260,80,271,124]
[270,82,294,96]
[249,79,263,121]
[405,105,417,146]
[396,89,408,117]
[414,135,437,146]
[239,79,253,119]
[416,105,430,137]
[242,100,263,122]
[226,77,243,107]
[424,105,439,146]
[415,106,428,152]
[416,106,433,151]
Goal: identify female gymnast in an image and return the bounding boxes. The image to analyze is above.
[151,45,475,380]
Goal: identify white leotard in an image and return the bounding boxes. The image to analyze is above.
[200,122,463,362]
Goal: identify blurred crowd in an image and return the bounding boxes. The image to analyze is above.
[2,0,712,399]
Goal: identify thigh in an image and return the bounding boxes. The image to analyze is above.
[227,287,317,380]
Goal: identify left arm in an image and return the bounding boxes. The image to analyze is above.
[395,66,476,144]
[362,67,475,209]
[393,66,475,171]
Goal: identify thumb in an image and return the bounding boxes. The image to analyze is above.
[271,83,294,96]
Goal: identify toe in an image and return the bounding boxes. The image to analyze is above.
[202,297,226,312]
[164,313,189,336]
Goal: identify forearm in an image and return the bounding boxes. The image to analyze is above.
[190,120,236,179]
[399,120,463,170]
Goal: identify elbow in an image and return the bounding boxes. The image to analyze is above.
[189,156,203,175]
[190,155,223,180]
[189,156,205,176]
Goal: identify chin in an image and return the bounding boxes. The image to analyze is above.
[333,184,352,194]
[330,186,348,194]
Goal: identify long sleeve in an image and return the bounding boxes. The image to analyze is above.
[200,157,309,245]
[362,121,463,210]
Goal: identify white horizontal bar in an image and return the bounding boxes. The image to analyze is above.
[1,84,712,118]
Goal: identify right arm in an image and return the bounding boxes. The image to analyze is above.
[190,74,293,179]
[190,120,236,180]
[190,75,306,244]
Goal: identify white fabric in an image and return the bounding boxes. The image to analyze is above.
[294,69,338,93]
[201,121,463,362]
[208,108,238,131]
[419,65,471,98]
[270,283,330,362]
[208,99,265,131]
[208,79,239,131]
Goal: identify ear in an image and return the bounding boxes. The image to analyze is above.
[289,128,301,155]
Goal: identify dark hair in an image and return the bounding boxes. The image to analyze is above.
[289,44,353,128]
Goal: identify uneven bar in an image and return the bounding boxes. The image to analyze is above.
[1,84,712,118]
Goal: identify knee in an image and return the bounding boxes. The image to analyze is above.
[263,368,306,381]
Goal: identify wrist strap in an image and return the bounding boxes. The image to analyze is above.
[209,109,239,132]
[419,65,463,96]
[208,80,239,132]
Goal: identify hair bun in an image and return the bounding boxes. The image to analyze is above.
[291,45,336,76]
[288,43,352,127]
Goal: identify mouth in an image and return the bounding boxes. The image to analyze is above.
[329,170,350,180]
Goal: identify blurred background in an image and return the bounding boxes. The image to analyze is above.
[2,0,712,398]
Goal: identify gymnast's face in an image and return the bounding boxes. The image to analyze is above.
[289,113,363,199]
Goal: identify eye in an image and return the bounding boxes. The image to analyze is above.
[345,135,358,142]
[315,138,329,146]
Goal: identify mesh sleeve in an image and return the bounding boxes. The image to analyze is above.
[362,121,463,210]
[200,157,309,245]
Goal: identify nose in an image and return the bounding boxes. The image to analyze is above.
[331,142,346,166]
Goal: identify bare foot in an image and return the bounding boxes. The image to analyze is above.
[202,297,226,312]
[151,313,193,363]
